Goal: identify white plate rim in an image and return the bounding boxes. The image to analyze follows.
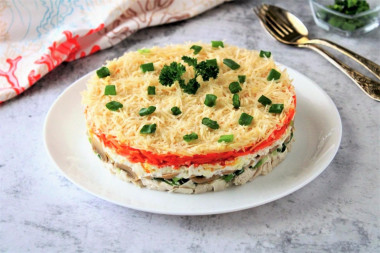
[43,65,342,216]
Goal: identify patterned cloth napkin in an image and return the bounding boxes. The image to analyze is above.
[0,0,227,103]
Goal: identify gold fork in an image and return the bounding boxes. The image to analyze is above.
[254,4,380,102]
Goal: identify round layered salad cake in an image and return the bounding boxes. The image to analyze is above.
[81,41,296,194]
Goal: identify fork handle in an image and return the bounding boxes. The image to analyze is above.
[307,38,380,80]
[302,44,380,102]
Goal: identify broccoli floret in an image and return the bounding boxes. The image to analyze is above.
[158,62,186,86]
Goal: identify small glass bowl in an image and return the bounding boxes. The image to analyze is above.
[309,0,380,36]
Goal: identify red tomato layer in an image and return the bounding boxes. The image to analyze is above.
[95,96,296,169]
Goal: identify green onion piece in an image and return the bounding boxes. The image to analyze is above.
[259,50,272,58]
[229,81,242,94]
[96,66,110,78]
[204,94,217,107]
[232,94,240,109]
[267,69,281,81]
[238,75,246,84]
[140,123,157,134]
[202,117,219,129]
[183,132,198,142]
[139,106,156,116]
[105,101,123,111]
[171,106,182,116]
[147,86,155,95]
[218,134,234,143]
[104,85,116,95]
[140,63,154,73]
[258,95,272,106]
[269,104,284,113]
[253,157,268,169]
[239,112,253,126]
[206,59,218,66]
[221,174,235,182]
[190,45,202,54]
[223,59,240,70]
[211,41,224,48]
[138,48,150,54]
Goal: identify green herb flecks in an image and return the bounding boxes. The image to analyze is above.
[96,66,110,78]
[190,45,202,55]
[269,104,284,113]
[223,59,240,70]
[259,50,272,58]
[218,134,234,143]
[171,106,182,116]
[238,75,246,84]
[183,132,198,142]
[211,41,224,48]
[229,81,242,94]
[140,63,154,73]
[232,94,240,109]
[202,117,219,130]
[140,123,157,134]
[139,106,156,116]
[195,59,219,81]
[267,69,281,81]
[138,48,151,54]
[147,86,156,95]
[105,101,123,111]
[258,95,272,106]
[159,62,186,87]
[204,94,217,107]
[238,112,253,126]
[179,78,200,95]
[104,85,116,95]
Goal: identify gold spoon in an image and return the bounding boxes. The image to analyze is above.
[254,4,380,101]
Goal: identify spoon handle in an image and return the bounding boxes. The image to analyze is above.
[303,44,380,102]
[307,38,380,80]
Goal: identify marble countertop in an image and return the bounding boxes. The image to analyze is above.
[1,0,379,252]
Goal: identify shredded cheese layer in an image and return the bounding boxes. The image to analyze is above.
[82,42,296,156]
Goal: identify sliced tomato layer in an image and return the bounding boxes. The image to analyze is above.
[96,96,296,169]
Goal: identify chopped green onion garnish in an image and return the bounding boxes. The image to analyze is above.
[202,117,219,129]
[190,45,202,54]
[218,134,234,143]
[204,94,217,107]
[139,106,156,116]
[206,59,218,66]
[232,94,240,109]
[211,41,224,48]
[104,85,116,95]
[183,132,198,142]
[223,59,240,70]
[239,112,253,126]
[105,101,123,111]
[96,66,110,78]
[147,86,155,95]
[238,75,246,84]
[140,123,157,134]
[253,157,268,169]
[258,95,272,106]
[259,50,272,58]
[229,81,242,94]
[235,168,245,176]
[140,63,154,73]
[269,104,284,113]
[267,69,281,81]
[171,106,182,116]
[221,174,235,182]
[138,48,150,54]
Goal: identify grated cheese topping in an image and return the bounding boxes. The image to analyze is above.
[82,42,296,156]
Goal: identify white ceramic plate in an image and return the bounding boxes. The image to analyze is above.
[44,66,342,215]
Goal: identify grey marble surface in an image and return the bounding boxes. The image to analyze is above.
[1,0,380,252]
